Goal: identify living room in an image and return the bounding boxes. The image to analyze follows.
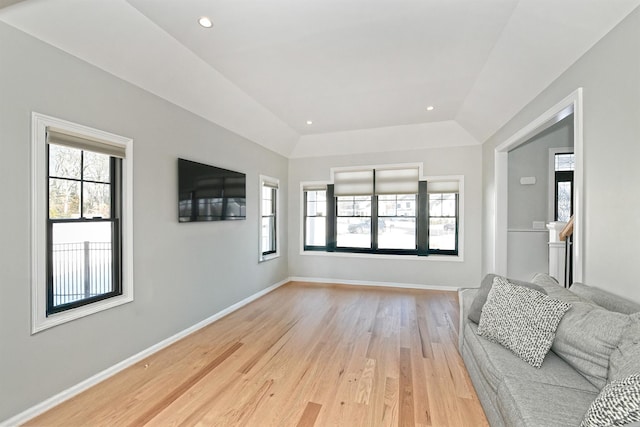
[1,0,639,425]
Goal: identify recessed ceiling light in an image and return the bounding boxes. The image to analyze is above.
[306,120,313,125]
[426,106,435,111]
[198,16,213,28]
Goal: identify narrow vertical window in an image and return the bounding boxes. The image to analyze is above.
[427,181,459,255]
[554,153,574,222]
[260,176,279,261]
[303,186,327,249]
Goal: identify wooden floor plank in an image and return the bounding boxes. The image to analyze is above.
[296,402,322,427]
[398,347,415,427]
[132,341,243,426]
[24,282,487,427]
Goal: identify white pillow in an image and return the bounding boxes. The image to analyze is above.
[477,276,572,368]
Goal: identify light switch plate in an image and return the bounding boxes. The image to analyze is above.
[520,176,536,185]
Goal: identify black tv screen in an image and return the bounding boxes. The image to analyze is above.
[178,158,246,222]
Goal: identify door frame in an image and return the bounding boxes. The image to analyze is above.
[494,88,583,282]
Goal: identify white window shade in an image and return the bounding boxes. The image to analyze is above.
[427,180,459,193]
[375,168,419,195]
[333,170,374,196]
[262,177,279,189]
[303,183,327,191]
[47,127,126,158]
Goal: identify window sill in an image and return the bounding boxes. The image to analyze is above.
[299,250,463,262]
[259,252,280,263]
[32,293,133,334]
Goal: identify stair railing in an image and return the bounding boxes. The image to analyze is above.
[559,216,574,288]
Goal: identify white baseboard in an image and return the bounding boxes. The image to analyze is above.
[0,278,290,427]
[289,276,460,292]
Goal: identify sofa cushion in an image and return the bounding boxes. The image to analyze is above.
[498,376,598,427]
[531,272,560,287]
[464,322,597,394]
[570,283,640,314]
[551,299,631,389]
[477,278,571,368]
[468,274,547,324]
[609,313,640,383]
[581,373,640,427]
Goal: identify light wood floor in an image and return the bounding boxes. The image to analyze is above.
[26,282,488,427]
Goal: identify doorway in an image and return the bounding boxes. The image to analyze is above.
[506,116,573,281]
[494,88,583,283]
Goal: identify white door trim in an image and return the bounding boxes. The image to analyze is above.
[494,88,583,283]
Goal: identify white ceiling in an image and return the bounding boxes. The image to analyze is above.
[1,0,639,157]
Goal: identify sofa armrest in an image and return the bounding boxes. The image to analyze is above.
[458,288,479,353]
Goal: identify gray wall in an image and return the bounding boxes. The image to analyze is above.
[506,117,573,280]
[507,231,549,281]
[508,117,573,229]
[483,6,640,302]
[0,23,288,421]
[288,145,483,288]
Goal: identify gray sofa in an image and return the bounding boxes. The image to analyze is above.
[459,273,640,426]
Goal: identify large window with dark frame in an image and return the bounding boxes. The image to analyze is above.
[302,167,459,256]
[46,129,123,315]
[303,188,327,249]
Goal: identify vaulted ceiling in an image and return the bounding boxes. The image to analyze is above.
[1,0,639,157]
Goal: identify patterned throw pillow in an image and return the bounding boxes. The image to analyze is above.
[467,273,548,324]
[581,374,640,427]
[477,276,572,368]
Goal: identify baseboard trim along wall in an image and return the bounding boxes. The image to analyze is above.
[1,278,290,427]
[289,276,461,292]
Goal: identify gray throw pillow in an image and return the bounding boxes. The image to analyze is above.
[468,274,547,324]
[581,373,640,427]
[551,300,631,389]
[570,283,640,314]
[609,313,640,383]
[477,277,572,368]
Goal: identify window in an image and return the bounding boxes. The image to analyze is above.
[554,153,574,222]
[378,194,417,250]
[303,187,327,249]
[336,195,372,249]
[47,140,121,314]
[301,166,461,258]
[259,175,279,261]
[428,193,458,254]
[32,113,133,333]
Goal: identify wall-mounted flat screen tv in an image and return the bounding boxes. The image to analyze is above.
[178,158,246,222]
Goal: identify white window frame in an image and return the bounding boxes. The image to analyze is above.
[31,112,134,334]
[259,175,280,262]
